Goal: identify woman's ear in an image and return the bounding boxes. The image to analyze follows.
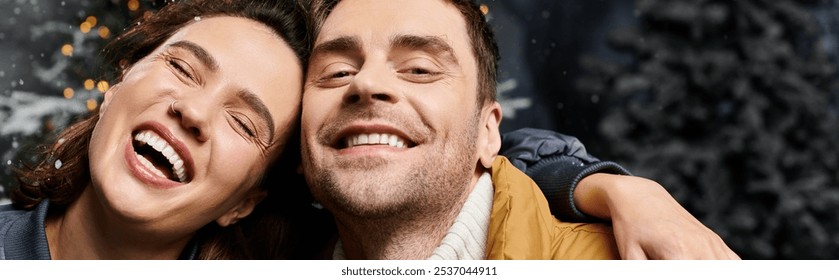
[215,189,268,227]
[478,101,502,169]
[99,82,120,118]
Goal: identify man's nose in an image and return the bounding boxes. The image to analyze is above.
[343,63,401,105]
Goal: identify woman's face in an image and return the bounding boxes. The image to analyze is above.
[87,16,302,234]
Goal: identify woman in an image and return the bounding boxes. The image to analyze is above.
[0,0,312,259]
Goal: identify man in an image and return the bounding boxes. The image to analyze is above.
[300,0,737,259]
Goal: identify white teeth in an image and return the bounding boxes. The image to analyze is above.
[345,133,409,149]
[135,152,167,179]
[133,130,188,183]
[162,146,174,158]
[147,134,158,147]
[152,139,165,151]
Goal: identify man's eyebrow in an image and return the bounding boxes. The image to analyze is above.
[237,89,275,144]
[169,40,219,72]
[311,36,362,58]
[391,34,459,64]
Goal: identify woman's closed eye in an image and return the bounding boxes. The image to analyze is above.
[227,111,272,151]
[234,117,256,138]
[162,53,199,84]
[228,111,258,140]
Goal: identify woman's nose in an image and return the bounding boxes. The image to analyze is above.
[168,97,212,142]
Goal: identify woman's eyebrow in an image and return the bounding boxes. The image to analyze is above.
[169,40,219,72]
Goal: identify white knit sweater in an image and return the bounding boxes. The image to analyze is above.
[333,172,494,260]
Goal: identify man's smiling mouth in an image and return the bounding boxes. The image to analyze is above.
[343,133,408,149]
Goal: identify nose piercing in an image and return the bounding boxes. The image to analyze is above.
[170,101,178,115]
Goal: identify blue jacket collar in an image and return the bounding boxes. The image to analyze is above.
[2,200,199,260]
[4,200,51,260]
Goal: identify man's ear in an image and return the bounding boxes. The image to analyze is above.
[215,188,268,227]
[477,101,502,169]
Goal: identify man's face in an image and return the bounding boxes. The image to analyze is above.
[301,0,489,217]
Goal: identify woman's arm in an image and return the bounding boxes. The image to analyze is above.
[500,128,629,221]
[575,173,739,259]
[500,128,739,259]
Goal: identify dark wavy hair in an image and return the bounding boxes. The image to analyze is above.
[11,0,319,259]
[309,0,500,106]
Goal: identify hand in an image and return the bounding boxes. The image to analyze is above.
[575,174,740,259]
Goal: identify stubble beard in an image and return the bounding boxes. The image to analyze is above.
[304,114,481,221]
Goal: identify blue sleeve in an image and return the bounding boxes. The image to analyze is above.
[499,128,631,222]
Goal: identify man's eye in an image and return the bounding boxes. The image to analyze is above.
[398,65,443,83]
[314,67,356,88]
[317,62,357,82]
[408,68,432,75]
[330,71,352,78]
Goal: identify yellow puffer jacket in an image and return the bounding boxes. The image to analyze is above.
[486,156,620,259]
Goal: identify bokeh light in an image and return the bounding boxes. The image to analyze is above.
[84,79,95,90]
[85,16,97,27]
[61,44,73,56]
[86,99,98,111]
[98,26,110,39]
[128,0,140,11]
[63,88,74,99]
[97,81,110,93]
[80,22,92,33]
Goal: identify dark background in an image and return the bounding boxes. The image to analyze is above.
[1,0,838,259]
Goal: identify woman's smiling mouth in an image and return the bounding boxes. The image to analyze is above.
[132,130,188,183]
[125,121,195,187]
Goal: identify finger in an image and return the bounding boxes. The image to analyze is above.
[621,245,648,260]
[710,235,740,260]
[724,247,741,260]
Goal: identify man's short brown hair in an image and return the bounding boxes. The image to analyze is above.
[309,0,500,106]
